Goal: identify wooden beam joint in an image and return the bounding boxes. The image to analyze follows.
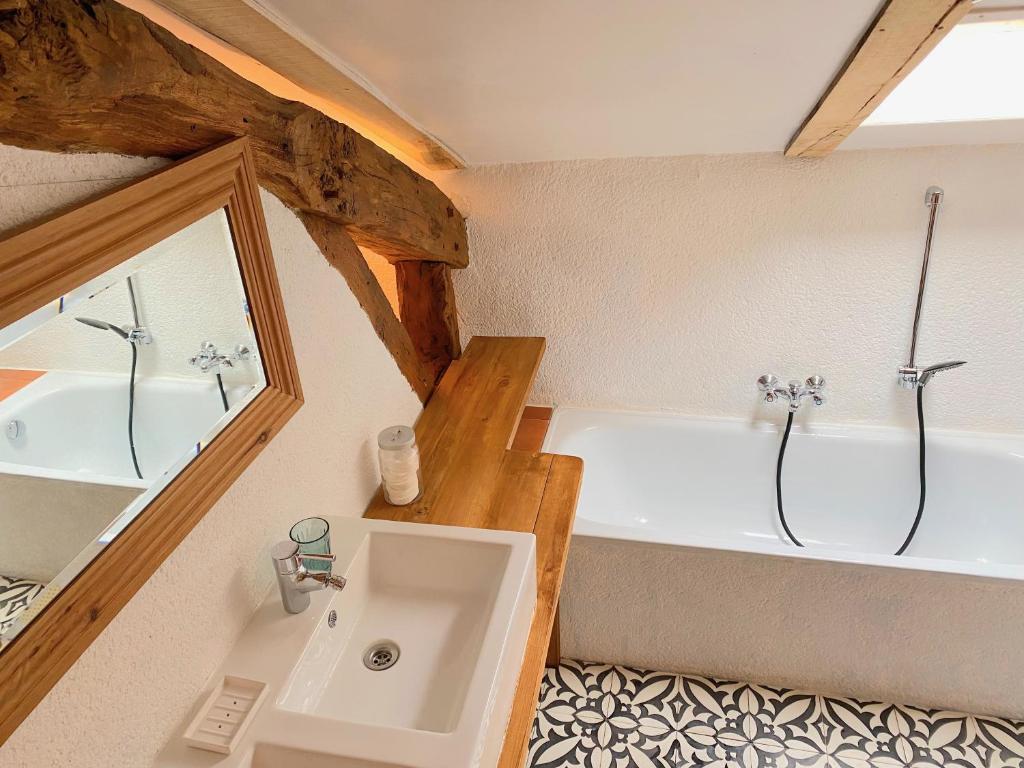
[396,261,460,386]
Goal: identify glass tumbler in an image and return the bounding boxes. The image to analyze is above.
[289,516,331,572]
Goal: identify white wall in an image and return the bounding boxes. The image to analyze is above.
[439,143,1024,433]
[0,145,421,767]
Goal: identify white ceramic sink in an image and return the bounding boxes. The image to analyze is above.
[156,516,536,768]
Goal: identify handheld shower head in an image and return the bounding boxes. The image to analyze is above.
[918,360,966,387]
[75,317,130,340]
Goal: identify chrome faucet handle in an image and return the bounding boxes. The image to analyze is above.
[271,541,336,574]
[297,552,336,564]
[805,376,826,407]
[302,570,348,590]
[757,374,780,403]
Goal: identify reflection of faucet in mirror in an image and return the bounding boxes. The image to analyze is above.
[188,341,251,413]
[74,276,151,480]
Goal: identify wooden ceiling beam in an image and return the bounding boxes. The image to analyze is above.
[0,0,467,266]
[150,0,465,171]
[786,0,973,158]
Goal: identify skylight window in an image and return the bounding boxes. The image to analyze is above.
[863,18,1024,126]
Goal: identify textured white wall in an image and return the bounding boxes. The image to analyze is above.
[439,144,1024,433]
[0,146,421,767]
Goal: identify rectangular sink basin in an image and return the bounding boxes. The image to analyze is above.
[279,530,517,733]
[155,516,536,768]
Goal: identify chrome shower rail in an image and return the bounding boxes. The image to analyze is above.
[898,185,966,390]
[908,186,943,368]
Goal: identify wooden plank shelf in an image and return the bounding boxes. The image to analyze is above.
[364,336,581,768]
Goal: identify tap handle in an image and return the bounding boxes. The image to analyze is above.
[757,374,779,392]
[271,541,337,574]
[298,552,336,564]
[805,375,825,390]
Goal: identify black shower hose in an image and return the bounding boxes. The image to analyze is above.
[215,372,230,413]
[128,342,143,480]
[776,386,925,557]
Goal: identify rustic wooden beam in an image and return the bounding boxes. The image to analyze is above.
[150,0,465,171]
[301,214,434,402]
[0,1,27,12]
[0,0,467,266]
[786,0,973,158]
[396,262,461,386]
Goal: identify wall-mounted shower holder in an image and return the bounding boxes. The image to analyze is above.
[758,374,826,412]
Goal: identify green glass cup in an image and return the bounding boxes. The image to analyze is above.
[289,516,331,572]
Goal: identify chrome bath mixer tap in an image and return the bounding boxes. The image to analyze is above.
[757,375,826,411]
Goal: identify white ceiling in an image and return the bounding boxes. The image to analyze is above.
[251,0,889,165]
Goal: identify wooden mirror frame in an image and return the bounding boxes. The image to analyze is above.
[0,137,303,745]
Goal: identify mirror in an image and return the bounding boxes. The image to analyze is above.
[0,208,266,644]
[0,138,301,744]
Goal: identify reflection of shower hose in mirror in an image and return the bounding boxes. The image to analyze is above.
[775,387,926,557]
[215,372,229,413]
[128,342,143,480]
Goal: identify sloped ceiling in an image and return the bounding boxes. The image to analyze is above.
[251,0,888,164]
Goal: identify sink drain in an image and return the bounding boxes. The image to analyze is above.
[363,640,400,671]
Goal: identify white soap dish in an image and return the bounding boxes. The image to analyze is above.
[183,675,267,755]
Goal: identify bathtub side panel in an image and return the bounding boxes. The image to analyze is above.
[0,474,140,582]
[562,535,1024,718]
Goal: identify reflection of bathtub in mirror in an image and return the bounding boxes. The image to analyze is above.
[0,370,258,588]
[0,370,253,486]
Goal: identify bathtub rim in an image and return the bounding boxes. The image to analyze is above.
[544,404,1024,584]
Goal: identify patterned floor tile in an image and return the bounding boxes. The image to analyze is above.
[527,661,1024,768]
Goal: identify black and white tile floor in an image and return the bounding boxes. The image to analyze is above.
[527,660,1024,768]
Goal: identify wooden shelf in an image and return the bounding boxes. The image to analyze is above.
[365,336,581,768]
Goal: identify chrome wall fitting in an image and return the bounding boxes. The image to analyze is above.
[758,374,827,412]
[187,341,251,374]
[125,326,153,345]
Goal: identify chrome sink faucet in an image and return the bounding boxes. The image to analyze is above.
[758,375,827,411]
[271,541,347,614]
[898,187,966,390]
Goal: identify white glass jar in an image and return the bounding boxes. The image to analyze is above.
[377,425,422,505]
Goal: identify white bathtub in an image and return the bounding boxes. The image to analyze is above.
[545,406,1024,717]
